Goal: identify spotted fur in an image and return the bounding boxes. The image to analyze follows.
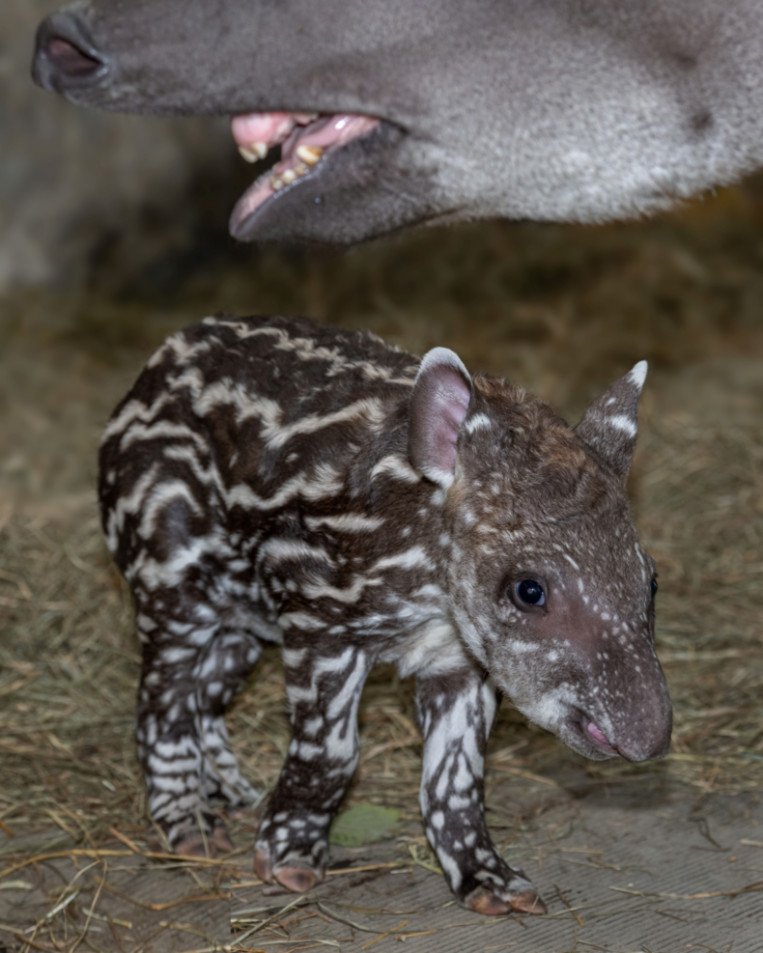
[99,315,672,914]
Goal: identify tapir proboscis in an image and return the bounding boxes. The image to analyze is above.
[32,0,763,245]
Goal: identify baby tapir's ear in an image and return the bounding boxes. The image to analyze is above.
[408,347,473,487]
[574,361,647,482]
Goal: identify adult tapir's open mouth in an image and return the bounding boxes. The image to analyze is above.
[229,111,384,241]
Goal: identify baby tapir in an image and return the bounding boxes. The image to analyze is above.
[99,315,672,916]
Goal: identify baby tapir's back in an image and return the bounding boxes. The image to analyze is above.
[101,314,418,485]
[98,315,430,627]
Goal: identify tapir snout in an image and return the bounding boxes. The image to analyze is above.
[564,600,674,765]
[32,0,763,245]
[599,658,673,764]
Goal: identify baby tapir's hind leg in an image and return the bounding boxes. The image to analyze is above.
[255,639,374,893]
[417,667,547,916]
[195,627,263,812]
[135,602,262,856]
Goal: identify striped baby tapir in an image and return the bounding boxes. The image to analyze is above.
[99,315,672,916]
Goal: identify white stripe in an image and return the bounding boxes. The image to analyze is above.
[370,454,420,484]
[137,480,202,538]
[464,413,492,434]
[226,465,344,511]
[302,576,381,604]
[304,513,385,533]
[279,611,326,632]
[210,320,417,385]
[372,546,430,572]
[264,398,386,449]
[146,331,212,368]
[257,537,333,566]
[101,392,175,443]
[120,420,206,450]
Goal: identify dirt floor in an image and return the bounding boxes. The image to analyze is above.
[1,189,762,952]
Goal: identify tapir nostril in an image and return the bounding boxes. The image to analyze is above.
[45,36,102,78]
[32,13,107,93]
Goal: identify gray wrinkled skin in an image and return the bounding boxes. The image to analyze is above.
[99,315,671,914]
[32,0,763,244]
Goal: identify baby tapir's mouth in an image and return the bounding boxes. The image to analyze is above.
[580,718,620,757]
[570,712,624,760]
[229,111,382,239]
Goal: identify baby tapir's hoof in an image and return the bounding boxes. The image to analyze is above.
[463,873,547,917]
[173,823,234,858]
[254,845,325,894]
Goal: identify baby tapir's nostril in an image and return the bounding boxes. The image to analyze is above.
[32,13,106,92]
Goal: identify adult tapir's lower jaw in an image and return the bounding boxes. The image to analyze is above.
[229,120,415,245]
[229,111,383,241]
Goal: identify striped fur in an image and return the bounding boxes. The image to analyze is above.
[100,315,671,914]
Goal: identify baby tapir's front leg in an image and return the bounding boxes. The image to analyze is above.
[255,637,374,893]
[417,668,546,916]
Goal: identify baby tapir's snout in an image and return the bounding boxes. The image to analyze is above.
[568,607,673,763]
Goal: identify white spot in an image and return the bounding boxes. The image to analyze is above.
[298,742,323,760]
[448,793,471,811]
[607,414,637,437]
[437,850,462,891]
[282,646,308,669]
[303,716,324,737]
[628,360,648,390]
[509,640,539,655]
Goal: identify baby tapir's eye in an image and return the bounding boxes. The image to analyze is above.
[650,575,658,599]
[514,578,546,608]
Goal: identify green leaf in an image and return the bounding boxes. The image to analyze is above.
[329,803,400,847]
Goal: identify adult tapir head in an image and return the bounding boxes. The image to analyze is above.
[409,351,672,762]
[32,0,763,245]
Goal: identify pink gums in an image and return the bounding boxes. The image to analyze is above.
[229,111,380,229]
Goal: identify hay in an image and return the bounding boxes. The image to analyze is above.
[1,184,762,951]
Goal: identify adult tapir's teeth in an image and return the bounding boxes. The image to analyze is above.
[230,112,382,235]
[296,144,324,166]
[238,142,269,163]
[270,162,312,191]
